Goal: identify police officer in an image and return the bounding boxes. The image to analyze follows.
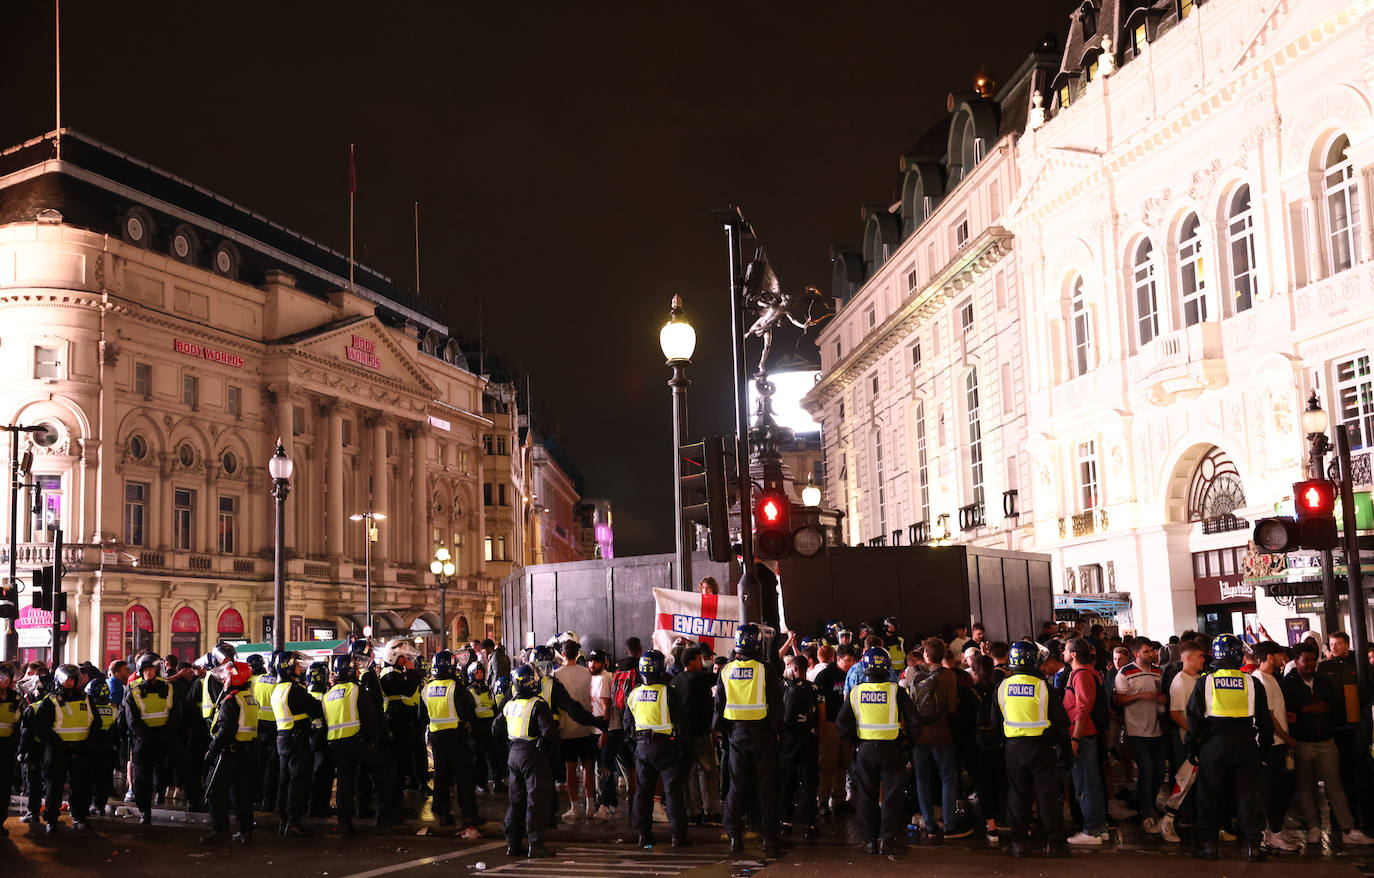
[624,649,690,849]
[380,640,425,805]
[881,617,906,666]
[0,663,20,836]
[422,649,482,837]
[248,653,279,808]
[271,650,322,836]
[201,660,259,845]
[125,652,179,834]
[993,640,1071,858]
[30,664,96,832]
[468,661,499,790]
[323,654,401,836]
[530,643,607,825]
[85,676,120,817]
[1186,633,1271,862]
[713,622,784,857]
[349,638,390,819]
[837,646,918,854]
[779,653,822,841]
[496,665,559,858]
[305,660,335,818]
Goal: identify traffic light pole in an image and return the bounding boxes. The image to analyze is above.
[1336,426,1370,694]
[1321,549,1340,635]
[3,431,18,662]
[51,527,63,665]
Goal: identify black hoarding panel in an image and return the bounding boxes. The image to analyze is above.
[1028,558,1053,632]
[976,554,1009,643]
[898,548,969,639]
[530,571,559,649]
[1000,555,1032,642]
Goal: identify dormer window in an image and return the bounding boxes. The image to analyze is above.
[1085,58,1099,82]
[1082,6,1097,37]
[1179,0,1194,19]
[1132,23,1149,55]
[1058,84,1072,109]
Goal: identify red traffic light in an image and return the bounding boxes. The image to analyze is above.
[754,491,791,560]
[1294,479,1335,515]
[759,496,783,524]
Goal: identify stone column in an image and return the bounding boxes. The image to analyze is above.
[326,403,345,558]
[370,415,389,564]
[412,426,430,566]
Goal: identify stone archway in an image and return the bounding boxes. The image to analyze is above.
[1163,443,1245,524]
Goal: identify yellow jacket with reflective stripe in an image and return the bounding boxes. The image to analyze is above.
[473,689,495,719]
[324,682,362,741]
[95,702,117,732]
[200,680,216,720]
[272,681,308,731]
[0,696,20,737]
[424,678,467,732]
[232,690,260,741]
[850,681,901,740]
[503,696,542,740]
[629,683,674,734]
[539,677,561,721]
[49,694,92,743]
[997,673,1050,737]
[129,681,172,728]
[722,659,768,721]
[381,667,422,708]
[250,674,277,721]
[1204,669,1255,718]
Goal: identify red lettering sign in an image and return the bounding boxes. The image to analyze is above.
[127,604,153,631]
[17,604,71,631]
[345,346,382,369]
[172,606,200,633]
[104,612,123,669]
[350,335,376,354]
[217,608,244,634]
[173,338,244,368]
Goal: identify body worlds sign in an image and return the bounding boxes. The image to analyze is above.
[174,338,244,368]
[346,334,382,370]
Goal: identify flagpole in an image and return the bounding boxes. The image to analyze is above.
[348,143,355,292]
[414,201,420,294]
[54,0,61,159]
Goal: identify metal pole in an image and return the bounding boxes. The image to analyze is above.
[1312,435,1342,634]
[1336,426,1370,694]
[669,360,692,592]
[719,210,758,622]
[3,430,18,661]
[439,578,447,651]
[272,478,288,652]
[51,527,62,665]
[364,518,373,640]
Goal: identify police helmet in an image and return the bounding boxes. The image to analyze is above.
[54,664,80,691]
[330,654,357,683]
[1007,640,1040,671]
[246,654,266,675]
[882,616,901,634]
[493,671,512,700]
[85,676,110,702]
[211,641,237,666]
[349,638,373,663]
[226,661,253,689]
[1211,633,1244,664]
[415,655,430,679]
[306,661,329,691]
[466,661,486,686]
[137,653,162,674]
[861,646,891,676]
[511,664,540,699]
[531,644,557,675]
[798,635,816,651]
[272,650,301,679]
[639,649,666,681]
[433,649,456,679]
[734,622,763,656]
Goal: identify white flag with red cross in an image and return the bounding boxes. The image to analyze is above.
[651,588,742,655]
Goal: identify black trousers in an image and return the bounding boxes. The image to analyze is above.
[631,734,687,838]
[132,731,174,817]
[471,721,500,786]
[852,739,907,841]
[208,745,257,832]
[779,736,819,828]
[23,740,43,817]
[387,713,420,792]
[722,723,779,839]
[330,736,397,825]
[1004,736,1065,843]
[87,734,117,811]
[43,742,90,824]
[1264,743,1293,834]
[310,730,334,814]
[0,738,16,824]
[257,721,278,805]
[1196,730,1263,844]
[276,729,312,825]
[506,741,552,845]
[431,729,479,826]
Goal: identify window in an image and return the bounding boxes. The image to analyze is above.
[1085,58,1099,82]
[1071,276,1091,376]
[1226,186,1257,313]
[28,474,61,541]
[873,429,887,538]
[484,536,494,562]
[974,137,986,163]
[1179,0,1194,18]
[838,401,844,421]
[177,443,196,468]
[452,533,463,573]
[498,483,507,506]
[1078,440,1099,510]
[342,419,354,447]
[1058,84,1071,109]
[385,431,394,457]
[220,451,238,475]
[870,374,879,397]
[227,384,242,418]
[915,402,930,528]
[960,301,975,334]
[1080,564,1103,595]
[954,215,970,250]
[495,435,508,455]
[1133,24,1149,55]
[1336,355,1374,449]
[124,482,147,546]
[483,483,493,506]
[292,405,305,436]
[1082,6,1097,36]
[135,362,152,398]
[906,267,918,291]
[218,496,238,554]
[182,374,199,408]
[1324,135,1362,275]
[1178,214,1208,325]
[129,434,148,461]
[966,369,984,511]
[482,434,493,454]
[173,489,195,550]
[497,536,507,561]
[1134,240,1160,345]
[34,346,60,379]
[922,196,934,220]
[911,342,922,368]
[866,308,876,329]
[833,341,842,361]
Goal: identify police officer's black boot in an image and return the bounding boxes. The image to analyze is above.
[1194,839,1219,860]
[233,828,252,844]
[527,841,553,858]
[880,835,907,855]
[1246,843,1268,862]
[638,831,654,849]
[505,840,521,857]
[863,837,879,855]
[1008,838,1025,858]
[1044,840,1069,858]
[671,834,693,848]
[761,835,779,858]
[803,824,820,841]
[729,836,745,853]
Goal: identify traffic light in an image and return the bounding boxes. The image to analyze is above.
[33,565,53,611]
[680,435,732,562]
[1294,479,1339,550]
[754,490,791,560]
[0,578,15,621]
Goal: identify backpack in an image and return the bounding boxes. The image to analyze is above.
[612,668,637,712]
[1066,667,1110,735]
[907,667,946,725]
[973,686,1002,751]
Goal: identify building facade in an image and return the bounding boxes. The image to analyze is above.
[528,438,583,565]
[1,131,500,666]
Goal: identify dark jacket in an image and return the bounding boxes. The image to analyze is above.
[207,687,250,761]
[1317,653,1362,727]
[781,678,821,743]
[1281,669,1340,742]
[670,667,716,737]
[712,654,785,738]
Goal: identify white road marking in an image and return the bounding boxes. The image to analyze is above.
[338,840,507,878]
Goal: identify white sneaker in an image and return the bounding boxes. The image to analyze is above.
[1108,801,1137,821]
[1142,817,1160,834]
[1218,828,1237,842]
[1343,829,1374,845]
[1306,827,1322,844]
[1067,831,1103,846]
[1264,829,1298,851]
[1159,817,1180,844]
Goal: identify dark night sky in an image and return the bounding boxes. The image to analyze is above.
[1,2,1075,555]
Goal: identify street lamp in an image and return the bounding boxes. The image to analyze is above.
[349,509,386,639]
[268,439,294,652]
[1304,390,1332,478]
[801,473,822,508]
[429,543,456,650]
[660,295,696,592]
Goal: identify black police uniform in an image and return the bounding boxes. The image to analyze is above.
[712,649,785,850]
[779,674,823,834]
[354,664,390,817]
[124,674,183,828]
[421,675,480,828]
[307,681,336,817]
[205,686,258,841]
[30,688,97,827]
[326,676,401,834]
[990,666,1071,853]
[496,693,560,852]
[836,675,919,848]
[380,665,424,799]
[274,677,324,832]
[87,688,120,815]
[0,684,21,834]
[623,676,691,844]
[1185,661,1272,857]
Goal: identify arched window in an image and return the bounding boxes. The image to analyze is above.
[1178,213,1207,325]
[1225,185,1256,313]
[966,370,984,510]
[1070,276,1091,376]
[1133,240,1160,345]
[1324,134,1362,274]
[1081,5,1097,38]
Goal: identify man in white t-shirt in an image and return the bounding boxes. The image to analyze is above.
[1253,641,1299,851]
[586,649,620,820]
[949,624,970,657]
[553,640,597,820]
[1112,637,1167,832]
[1157,642,1206,841]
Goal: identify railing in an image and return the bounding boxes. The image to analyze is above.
[352,567,368,580]
[959,503,985,530]
[233,558,255,574]
[6,542,85,567]
[140,551,165,568]
[1071,511,1096,537]
[396,571,417,585]
[890,530,903,547]
[908,521,930,545]
[188,555,212,570]
[304,562,331,579]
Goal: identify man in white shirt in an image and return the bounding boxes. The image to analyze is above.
[1158,642,1206,842]
[1253,641,1299,851]
[1112,637,1167,833]
[949,624,970,657]
[553,640,597,820]
[586,650,620,820]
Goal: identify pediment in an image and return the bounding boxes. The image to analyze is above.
[273,316,439,399]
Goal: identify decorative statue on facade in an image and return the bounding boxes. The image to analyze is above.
[741,247,832,376]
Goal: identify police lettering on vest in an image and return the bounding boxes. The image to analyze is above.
[504,696,539,740]
[722,659,767,721]
[629,684,673,734]
[424,679,465,732]
[233,691,260,741]
[1205,669,1255,718]
[96,703,117,731]
[323,683,361,741]
[850,681,900,740]
[997,674,1050,737]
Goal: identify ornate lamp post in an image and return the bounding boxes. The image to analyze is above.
[801,473,822,508]
[349,509,386,638]
[429,543,456,650]
[660,295,696,592]
[268,440,294,651]
[1302,389,1340,635]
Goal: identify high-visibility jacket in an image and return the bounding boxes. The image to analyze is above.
[381,668,422,709]
[251,674,277,722]
[849,681,901,740]
[200,680,216,721]
[324,682,362,741]
[628,684,674,734]
[94,702,117,732]
[503,696,542,740]
[129,681,172,728]
[1204,669,1255,718]
[886,637,906,667]
[272,681,309,731]
[539,677,561,721]
[722,659,767,721]
[50,694,92,743]
[996,673,1050,738]
[231,690,259,742]
[423,678,467,732]
[0,697,20,737]
[473,689,495,719]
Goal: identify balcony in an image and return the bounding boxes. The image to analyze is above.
[959,503,985,531]
[1128,321,1227,405]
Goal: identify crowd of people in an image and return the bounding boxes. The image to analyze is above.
[1,605,1370,863]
